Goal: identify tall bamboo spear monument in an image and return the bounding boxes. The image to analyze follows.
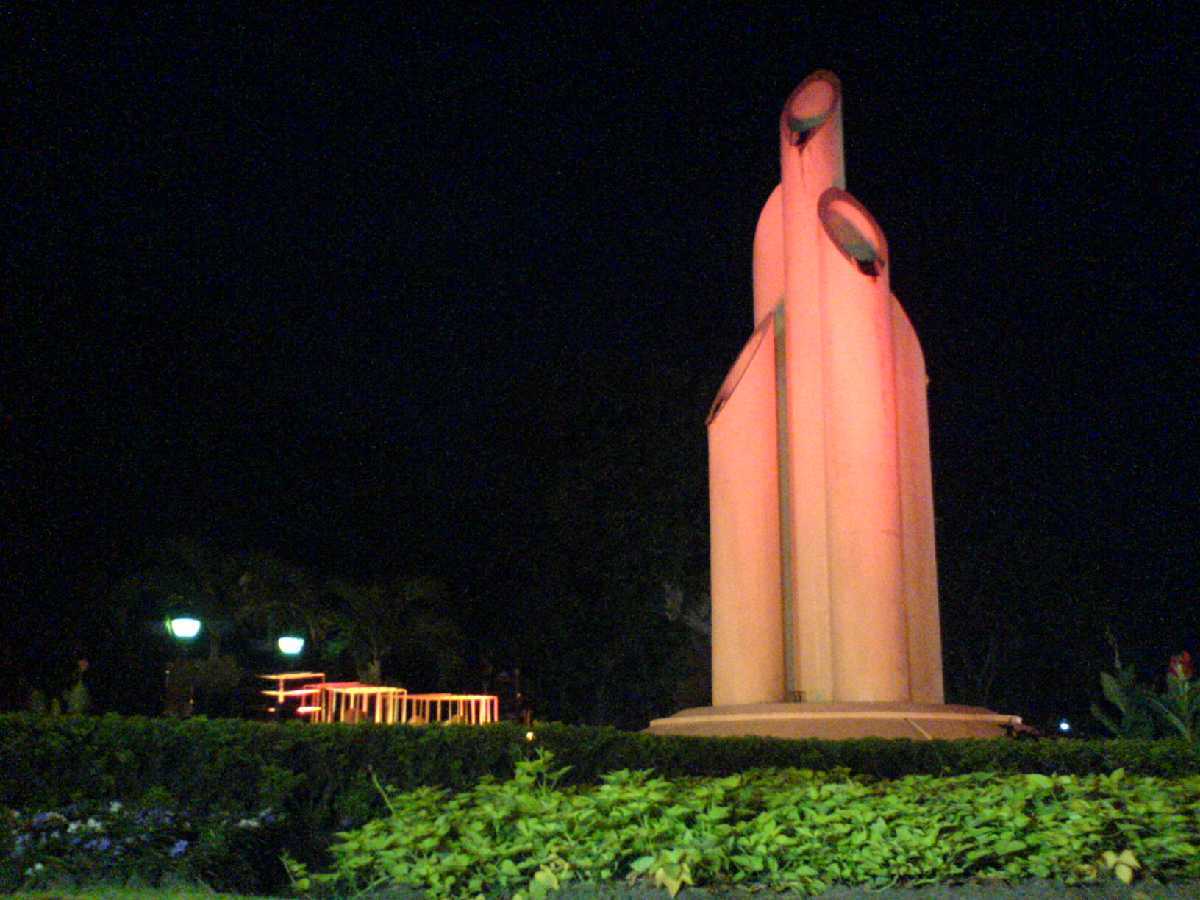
[650,72,1019,739]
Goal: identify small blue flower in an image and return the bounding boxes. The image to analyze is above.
[169,838,189,858]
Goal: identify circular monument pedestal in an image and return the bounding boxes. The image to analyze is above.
[647,702,1021,740]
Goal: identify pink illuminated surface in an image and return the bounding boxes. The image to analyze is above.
[708,71,943,706]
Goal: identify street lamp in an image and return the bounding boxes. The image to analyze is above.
[166,616,202,640]
[277,634,305,656]
[164,613,203,716]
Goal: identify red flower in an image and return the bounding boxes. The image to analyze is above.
[1168,651,1194,680]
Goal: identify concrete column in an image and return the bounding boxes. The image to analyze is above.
[778,71,844,701]
[708,316,785,704]
[818,189,909,702]
[892,300,944,702]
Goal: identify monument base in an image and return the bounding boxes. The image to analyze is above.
[647,702,1021,740]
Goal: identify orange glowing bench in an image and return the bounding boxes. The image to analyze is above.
[402,693,499,725]
[322,684,408,724]
[258,672,325,717]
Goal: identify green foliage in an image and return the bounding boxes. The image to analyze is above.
[63,681,91,716]
[1092,662,1159,738]
[1149,660,1200,743]
[113,538,336,668]
[115,537,244,657]
[1101,848,1142,885]
[2,714,1198,825]
[1092,647,1200,742]
[4,716,1200,896]
[27,680,90,717]
[168,655,243,714]
[306,751,1200,897]
[485,357,712,728]
[323,577,465,688]
[232,551,326,644]
[1,712,1196,894]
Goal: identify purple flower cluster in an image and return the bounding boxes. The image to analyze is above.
[5,798,289,893]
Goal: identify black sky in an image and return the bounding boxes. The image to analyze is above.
[5,7,1197,714]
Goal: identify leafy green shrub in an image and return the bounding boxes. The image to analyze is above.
[1092,656,1159,738]
[295,750,1200,897]
[1093,650,1199,742]
[27,659,91,717]
[63,681,91,716]
[2,714,1198,896]
[1,710,1196,890]
[1151,652,1199,742]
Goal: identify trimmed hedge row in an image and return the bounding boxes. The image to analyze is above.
[2,713,1197,829]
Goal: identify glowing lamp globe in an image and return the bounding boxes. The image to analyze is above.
[167,616,202,640]
[277,635,305,656]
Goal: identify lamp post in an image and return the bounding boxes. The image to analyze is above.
[164,613,202,716]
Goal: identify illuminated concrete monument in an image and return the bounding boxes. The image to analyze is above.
[650,72,1019,739]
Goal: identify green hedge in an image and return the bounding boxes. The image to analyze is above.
[2,713,1197,829]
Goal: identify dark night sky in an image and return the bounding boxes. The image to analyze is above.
[4,7,1197,718]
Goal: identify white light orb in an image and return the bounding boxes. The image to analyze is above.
[277,635,305,656]
[167,617,202,640]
